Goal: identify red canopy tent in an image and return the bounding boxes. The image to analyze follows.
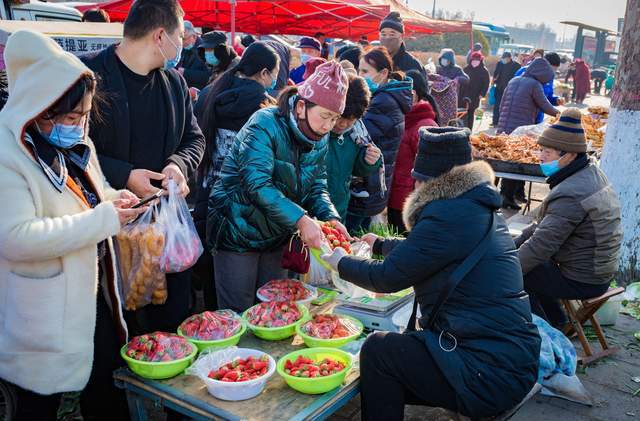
[79,0,391,40]
[352,0,471,36]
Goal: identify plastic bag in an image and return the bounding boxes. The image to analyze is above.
[332,242,377,299]
[124,332,193,362]
[510,121,548,138]
[488,85,496,105]
[116,205,167,311]
[159,180,203,273]
[178,310,243,341]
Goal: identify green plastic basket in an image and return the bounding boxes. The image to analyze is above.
[242,303,310,341]
[277,348,353,394]
[177,323,247,352]
[120,342,197,380]
[295,315,364,348]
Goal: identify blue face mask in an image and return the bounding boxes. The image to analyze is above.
[183,43,194,51]
[365,76,379,92]
[269,78,277,91]
[160,34,182,70]
[204,50,219,66]
[42,123,85,149]
[540,160,561,177]
[301,53,311,65]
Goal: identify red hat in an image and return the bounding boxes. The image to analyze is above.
[471,51,484,61]
[298,60,348,114]
[302,57,327,81]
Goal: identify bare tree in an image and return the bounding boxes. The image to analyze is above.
[600,0,640,283]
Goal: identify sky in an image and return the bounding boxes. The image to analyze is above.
[408,0,627,37]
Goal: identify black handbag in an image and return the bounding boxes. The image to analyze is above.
[405,212,497,334]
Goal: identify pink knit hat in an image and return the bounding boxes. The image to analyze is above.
[298,60,348,114]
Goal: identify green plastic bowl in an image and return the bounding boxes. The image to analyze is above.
[120,342,197,380]
[295,315,364,348]
[177,323,247,352]
[277,348,353,394]
[242,303,310,341]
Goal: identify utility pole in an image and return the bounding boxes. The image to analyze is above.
[432,0,436,18]
[600,0,640,283]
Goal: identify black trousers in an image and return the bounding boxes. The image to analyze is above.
[387,208,406,235]
[360,331,458,421]
[7,292,129,421]
[500,179,525,201]
[125,269,193,336]
[492,89,504,126]
[523,261,610,327]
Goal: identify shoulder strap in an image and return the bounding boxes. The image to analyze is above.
[406,212,496,332]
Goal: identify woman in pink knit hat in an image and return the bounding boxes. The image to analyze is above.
[207,61,351,312]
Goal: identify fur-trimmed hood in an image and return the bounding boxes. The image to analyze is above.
[403,161,496,230]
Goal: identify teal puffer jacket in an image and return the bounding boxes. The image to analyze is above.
[207,104,340,253]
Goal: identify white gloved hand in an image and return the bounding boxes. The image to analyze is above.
[321,247,349,272]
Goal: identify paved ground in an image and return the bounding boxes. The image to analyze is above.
[329,315,640,421]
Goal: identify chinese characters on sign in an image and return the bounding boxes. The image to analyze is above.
[51,36,119,55]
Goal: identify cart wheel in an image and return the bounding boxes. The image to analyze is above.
[0,379,17,421]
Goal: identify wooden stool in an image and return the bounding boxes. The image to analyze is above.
[561,287,626,365]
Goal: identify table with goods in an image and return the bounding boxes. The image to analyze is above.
[470,106,608,214]
[114,221,410,421]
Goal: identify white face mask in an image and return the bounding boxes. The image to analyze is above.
[471,60,481,68]
[440,58,450,67]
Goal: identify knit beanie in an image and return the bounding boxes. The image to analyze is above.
[380,12,404,34]
[298,60,349,114]
[412,127,472,180]
[537,108,587,153]
[340,60,357,77]
[470,51,484,62]
[302,57,327,80]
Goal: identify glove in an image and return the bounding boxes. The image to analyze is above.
[321,247,349,272]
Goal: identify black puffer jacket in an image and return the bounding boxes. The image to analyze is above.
[339,161,541,418]
[179,48,211,90]
[348,78,412,217]
[497,58,559,134]
[392,43,425,77]
[192,76,272,240]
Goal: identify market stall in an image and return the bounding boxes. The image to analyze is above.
[116,301,362,421]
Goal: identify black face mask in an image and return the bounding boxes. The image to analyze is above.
[296,104,325,141]
[380,37,402,55]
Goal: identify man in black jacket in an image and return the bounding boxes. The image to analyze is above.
[177,20,210,90]
[492,51,521,126]
[379,12,425,77]
[82,0,205,334]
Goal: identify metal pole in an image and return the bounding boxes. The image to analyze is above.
[230,0,236,47]
[432,0,436,18]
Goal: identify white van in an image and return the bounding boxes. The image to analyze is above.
[1,0,82,22]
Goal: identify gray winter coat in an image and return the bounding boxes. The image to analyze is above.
[516,158,622,285]
[497,58,559,135]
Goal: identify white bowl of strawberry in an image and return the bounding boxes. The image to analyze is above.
[256,279,318,307]
[197,348,276,401]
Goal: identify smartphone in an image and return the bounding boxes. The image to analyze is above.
[131,190,163,209]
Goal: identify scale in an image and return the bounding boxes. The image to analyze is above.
[333,291,414,332]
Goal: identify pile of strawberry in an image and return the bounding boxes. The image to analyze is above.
[257,279,311,302]
[284,355,346,378]
[179,310,242,341]
[207,355,270,382]
[246,301,302,328]
[125,332,193,362]
[321,222,352,253]
[300,314,359,339]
